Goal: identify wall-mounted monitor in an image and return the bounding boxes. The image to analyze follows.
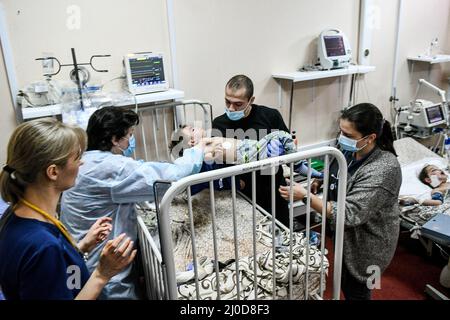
[124,52,169,95]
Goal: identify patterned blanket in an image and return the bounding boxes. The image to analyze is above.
[137,189,328,300]
[401,193,450,228]
[177,223,328,300]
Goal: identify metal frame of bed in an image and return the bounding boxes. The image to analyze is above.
[394,137,450,254]
[394,137,450,298]
[124,99,213,162]
[127,100,348,300]
[137,147,348,300]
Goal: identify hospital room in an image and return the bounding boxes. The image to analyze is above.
[0,0,450,308]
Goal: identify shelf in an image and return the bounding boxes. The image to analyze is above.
[122,89,185,105]
[407,54,450,64]
[272,65,376,82]
[20,88,185,120]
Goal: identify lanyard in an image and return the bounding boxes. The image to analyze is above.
[20,198,79,251]
[331,159,354,181]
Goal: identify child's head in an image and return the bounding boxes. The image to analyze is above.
[418,164,447,188]
[169,125,206,157]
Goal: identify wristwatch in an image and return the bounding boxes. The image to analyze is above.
[302,195,308,204]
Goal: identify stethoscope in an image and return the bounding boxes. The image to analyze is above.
[329,157,354,191]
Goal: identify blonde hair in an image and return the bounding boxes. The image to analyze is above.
[0,118,87,206]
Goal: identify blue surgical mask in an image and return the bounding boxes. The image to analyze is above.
[225,108,245,121]
[225,102,251,121]
[338,134,368,153]
[120,135,136,157]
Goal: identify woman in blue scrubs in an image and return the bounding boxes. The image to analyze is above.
[0,118,136,299]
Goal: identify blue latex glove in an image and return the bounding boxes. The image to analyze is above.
[267,139,285,157]
[294,160,324,179]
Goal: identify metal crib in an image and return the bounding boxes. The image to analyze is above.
[137,147,348,300]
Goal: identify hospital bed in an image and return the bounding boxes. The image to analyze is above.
[394,137,450,252]
[131,102,348,300]
[394,137,450,297]
[124,99,213,162]
[136,151,348,300]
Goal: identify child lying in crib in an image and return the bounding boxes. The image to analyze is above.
[400,164,449,206]
[170,125,323,179]
[171,125,323,171]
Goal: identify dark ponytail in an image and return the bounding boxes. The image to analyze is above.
[341,103,397,156]
[378,120,397,156]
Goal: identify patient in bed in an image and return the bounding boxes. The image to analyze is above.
[169,125,323,195]
[401,164,449,206]
[170,125,323,173]
[170,125,283,164]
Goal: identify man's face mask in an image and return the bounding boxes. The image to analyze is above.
[337,134,368,153]
[429,174,442,188]
[225,100,251,121]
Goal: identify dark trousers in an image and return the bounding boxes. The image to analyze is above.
[341,264,372,300]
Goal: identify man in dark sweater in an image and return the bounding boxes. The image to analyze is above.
[212,74,291,227]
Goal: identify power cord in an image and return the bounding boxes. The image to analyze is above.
[298,63,324,72]
[434,242,450,260]
[100,75,126,91]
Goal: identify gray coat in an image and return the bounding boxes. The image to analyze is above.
[330,147,402,284]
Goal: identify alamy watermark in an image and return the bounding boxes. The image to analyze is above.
[66,5,81,30]
[169,127,285,175]
[366,265,381,290]
[66,265,81,290]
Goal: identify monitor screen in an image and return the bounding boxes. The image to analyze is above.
[324,35,346,57]
[425,105,444,124]
[129,55,166,88]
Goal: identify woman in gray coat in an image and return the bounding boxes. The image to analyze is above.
[279,103,402,300]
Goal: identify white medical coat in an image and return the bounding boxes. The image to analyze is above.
[60,147,204,299]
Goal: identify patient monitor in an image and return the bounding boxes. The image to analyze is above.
[397,79,448,138]
[398,100,447,129]
[317,29,352,70]
[124,52,169,95]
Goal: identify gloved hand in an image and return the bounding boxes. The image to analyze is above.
[267,139,285,158]
[294,160,324,179]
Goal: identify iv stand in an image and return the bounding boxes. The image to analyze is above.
[71,48,84,111]
[36,48,111,111]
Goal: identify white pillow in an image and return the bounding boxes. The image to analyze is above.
[399,157,448,198]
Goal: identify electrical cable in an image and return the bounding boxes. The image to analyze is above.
[434,242,450,260]
[100,76,126,91]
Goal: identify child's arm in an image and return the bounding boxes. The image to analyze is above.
[202,137,238,164]
[421,199,443,206]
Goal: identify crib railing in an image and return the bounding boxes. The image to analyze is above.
[124,100,212,162]
[137,216,166,300]
[139,147,347,300]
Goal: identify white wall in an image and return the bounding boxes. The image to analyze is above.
[174,0,450,145]
[174,0,360,144]
[0,0,449,151]
[0,45,16,166]
[392,0,450,106]
[1,0,171,89]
